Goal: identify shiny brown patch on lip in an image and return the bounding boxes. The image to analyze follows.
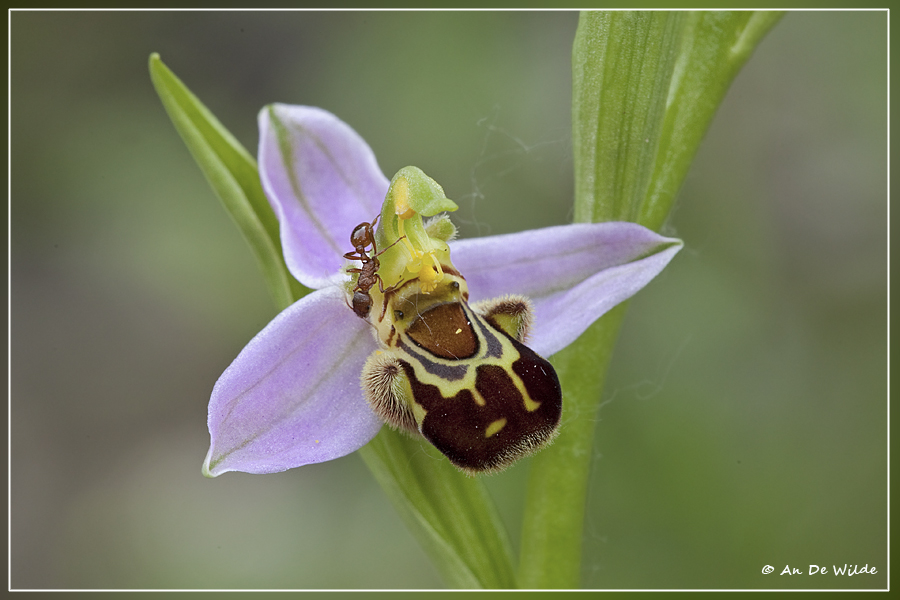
[406,302,478,359]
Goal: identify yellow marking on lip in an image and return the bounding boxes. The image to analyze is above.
[524,396,541,412]
[485,418,507,438]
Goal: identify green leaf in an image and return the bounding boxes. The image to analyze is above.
[572,11,783,230]
[518,11,782,588]
[572,11,684,226]
[149,53,306,310]
[359,429,516,589]
[641,11,784,231]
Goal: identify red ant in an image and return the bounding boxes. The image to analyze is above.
[344,214,405,319]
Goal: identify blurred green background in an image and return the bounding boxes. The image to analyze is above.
[11,10,886,590]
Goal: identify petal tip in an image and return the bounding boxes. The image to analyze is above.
[202,449,221,478]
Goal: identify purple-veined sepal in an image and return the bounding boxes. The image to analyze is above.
[203,286,382,476]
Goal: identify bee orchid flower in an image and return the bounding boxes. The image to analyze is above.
[202,104,682,477]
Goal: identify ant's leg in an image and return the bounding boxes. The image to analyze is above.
[376,273,406,294]
[372,234,408,259]
[363,214,382,254]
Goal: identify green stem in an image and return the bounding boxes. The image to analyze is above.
[517,304,627,588]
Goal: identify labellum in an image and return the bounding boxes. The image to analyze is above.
[345,167,561,474]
